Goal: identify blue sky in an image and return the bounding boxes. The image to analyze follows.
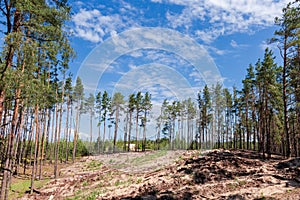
[69,0,287,94]
[67,0,289,139]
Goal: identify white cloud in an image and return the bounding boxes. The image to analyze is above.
[72,1,289,44]
[113,63,195,101]
[76,27,222,97]
[151,0,163,3]
[189,68,203,83]
[160,0,290,43]
[128,64,138,70]
[230,40,249,49]
[129,51,143,58]
[195,28,228,44]
[230,40,238,48]
[72,2,141,44]
[206,46,228,56]
[260,40,278,51]
[72,9,125,43]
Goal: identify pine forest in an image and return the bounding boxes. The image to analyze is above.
[0,1,299,199]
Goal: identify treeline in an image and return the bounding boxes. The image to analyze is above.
[0,1,74,199]
[158,47,297,156]
[0,0,155,195]
[76,87,153,154]
[157,1,300,156]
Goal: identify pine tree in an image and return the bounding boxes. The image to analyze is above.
[0,1,73,198]
[111,92,125,153]
[85,93,95,154]
[241,65,254,150]
[213,83,224,148]
[232,86,239,149]
[95,91,102,154]
[201,85,212,149]
[127,94,135,151]
[273,0,300,157]
[64,75,73,161]
[181,98,197,149]
[101,91,111,152]
[141,92,152,151]
[134,92,143,151]
[223,88,232,149]
[73,77,84,162]
[256,49,281,158]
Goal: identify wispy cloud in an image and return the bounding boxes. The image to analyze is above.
[230,40,238,48]
[159,0,289,43]
[72,0,287,44]
[206,45,229,56]
[76,27,222,97]
[230,40,248,49]
[71,0,140,43]
[72,9,124,43]
[260,40,279,51]
[114,63,195,100]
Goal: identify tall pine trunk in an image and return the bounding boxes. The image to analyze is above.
[283,35,291,158]
[135,111,139,152]
[73,101,80,162]
[123,111,128,151]
[127,111,132,152]
[113,106,119,153]
[0,89,20,199]
[30,104,40,194]
[102,118,106,153]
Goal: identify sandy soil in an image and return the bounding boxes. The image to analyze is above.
[17,149,300,200]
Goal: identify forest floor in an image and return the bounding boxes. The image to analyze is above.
[12,149,300,200]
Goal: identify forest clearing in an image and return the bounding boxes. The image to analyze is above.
[0,1,299,200]
[10,149,300,200]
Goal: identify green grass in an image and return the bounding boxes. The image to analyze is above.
[86,191,100,200]
[112,163,126,169]
[66,195,81,200]
[114,179,133,187]
[227,183,238,190]
[65,189,83,200]
[136,178,142,184]
[82,180,88,187]
[9,178,49,199]
[66,189,104,200]
[111,150,168,169]
[86,160,102,170]
[131,150,167,165]
[238,180,247,186]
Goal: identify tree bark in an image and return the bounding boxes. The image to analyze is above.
[31,104,40,194]
[283,35,291,158]
[127,111,132,152]
[113,106,119,153]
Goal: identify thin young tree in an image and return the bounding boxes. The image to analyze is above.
[101,91,111,152]
[127,94,135,151]
[111,92,125,153]
[141,92,152,152]
[201,85,212,149]
[95,91,102,154]
[134,92,143,151]
[223,88,233,149]
[85,93,95,154]
[73,77,84,162]
[64,76,73,161]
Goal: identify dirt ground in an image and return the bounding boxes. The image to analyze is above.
[16,149,300,200]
